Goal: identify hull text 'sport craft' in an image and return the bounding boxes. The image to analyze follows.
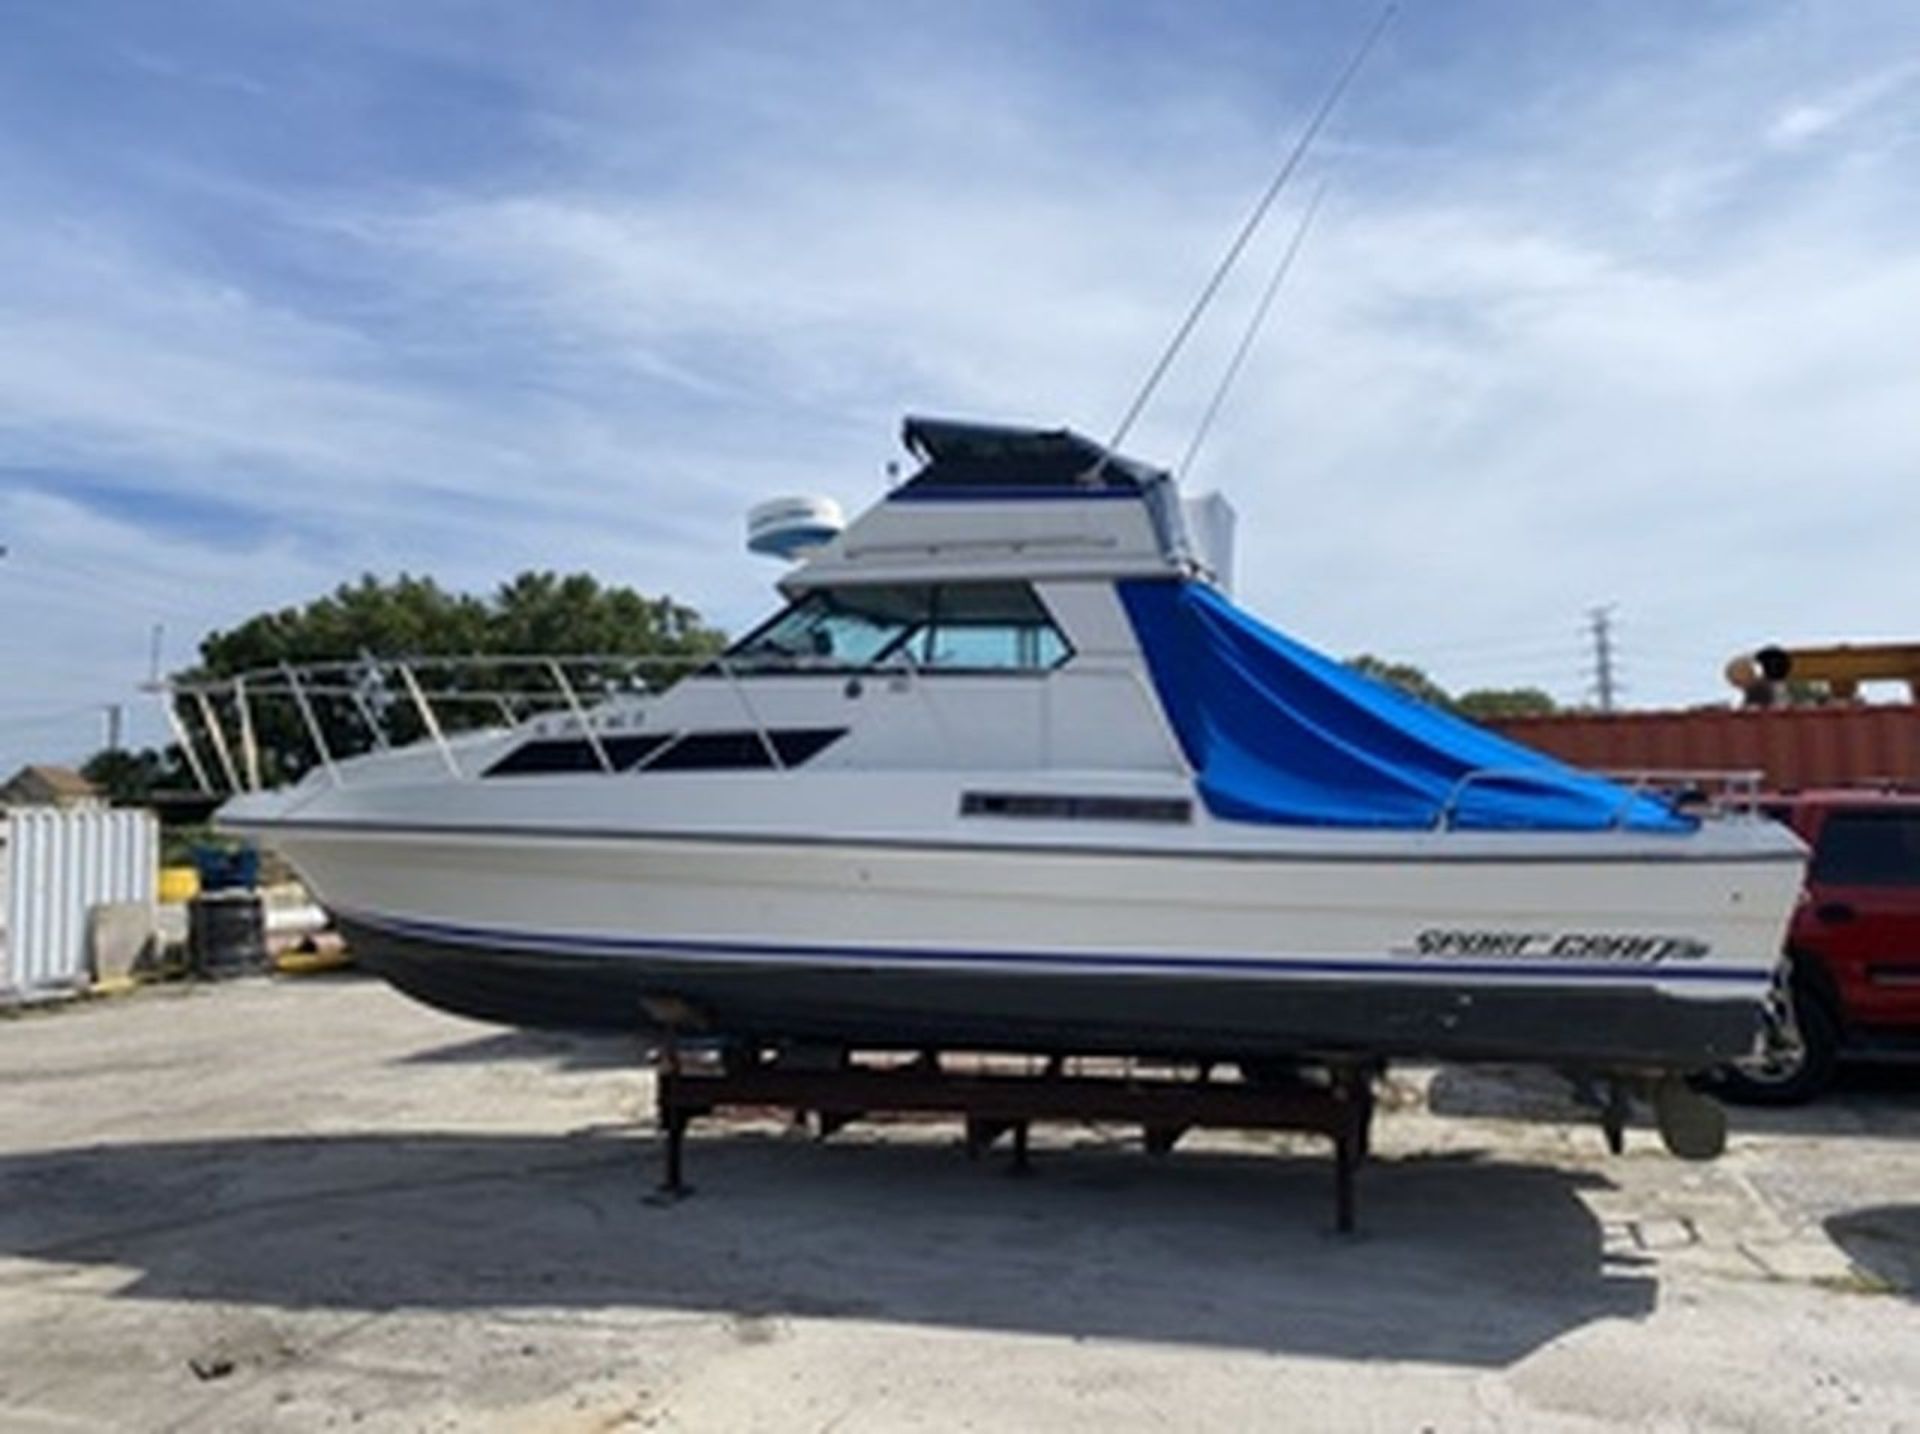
[192,416,1808,1097]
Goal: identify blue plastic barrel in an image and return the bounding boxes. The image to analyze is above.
[191,844,261,892]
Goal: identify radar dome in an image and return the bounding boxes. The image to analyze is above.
[747,496,845,562]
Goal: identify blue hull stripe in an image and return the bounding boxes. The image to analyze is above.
[347,909,1774,987]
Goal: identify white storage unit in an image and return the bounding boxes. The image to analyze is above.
[0,807,158,1000]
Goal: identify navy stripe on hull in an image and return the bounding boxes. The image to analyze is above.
[349,909,1772,987]
[342,919,1765,1069]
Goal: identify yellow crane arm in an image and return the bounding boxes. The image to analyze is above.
[1726,643,1920,702]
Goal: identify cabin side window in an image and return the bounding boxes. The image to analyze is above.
[725,583,1070,673]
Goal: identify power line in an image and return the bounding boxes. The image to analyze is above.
[1408,646,1585,670]
[0,701,105,734]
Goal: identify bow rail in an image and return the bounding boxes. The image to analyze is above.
[156,653,732,796]
[156,650,1196,797]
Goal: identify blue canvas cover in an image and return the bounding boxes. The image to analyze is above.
[1118,580,1693,833]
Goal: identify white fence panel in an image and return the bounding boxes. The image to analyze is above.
[1,808,157,999]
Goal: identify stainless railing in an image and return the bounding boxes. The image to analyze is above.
[158,653,1193,796]
[1602,768,1767,813]
[160,654,724,794]
[1432,765,1765,831]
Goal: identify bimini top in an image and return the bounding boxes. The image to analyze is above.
[1119,578,1693,834]
[894,416,1167,499]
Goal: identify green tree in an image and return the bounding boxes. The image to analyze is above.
[79,746,192,804]
[1346,654,1455,710]
[486,572,718,657]
[1345,657,1562,722]
[195,574,493,675]
[1455,687,1558,720]
[178,572,726,785]
[1783,678,1837,707]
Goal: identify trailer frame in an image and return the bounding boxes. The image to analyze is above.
[651,1032,1379,1234]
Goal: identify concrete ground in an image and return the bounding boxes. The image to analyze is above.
[1,977,1917,1432]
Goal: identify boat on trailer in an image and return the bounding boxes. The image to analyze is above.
[193,416,1805,1114]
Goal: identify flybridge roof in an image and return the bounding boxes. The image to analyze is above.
[780,414,1190,591]
[894,416,1168,498]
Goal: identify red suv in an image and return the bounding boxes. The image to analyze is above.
[1716,790,1920,1103]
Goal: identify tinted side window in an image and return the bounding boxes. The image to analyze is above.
[485,734,670,776]
[1810,811,1920,886]
[910,583,1070,671]
[642,728,846,771]
[727,587,929,671]
[484,729,845,777]
[725,583,1070,673]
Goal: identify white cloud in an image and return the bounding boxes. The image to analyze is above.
[1766,59,1920,148]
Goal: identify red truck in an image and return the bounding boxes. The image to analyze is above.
[1714,790,1920,1103]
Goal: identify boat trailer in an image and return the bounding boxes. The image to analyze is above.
[649,1028,1379,1234]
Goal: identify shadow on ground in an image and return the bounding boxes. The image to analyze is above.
[0,1128,1651,1366]
[1826,1205,1920,1297]
[1427,1061,1920,1142]
[1717,1063,1920,1140]
[394,1028,646,1073]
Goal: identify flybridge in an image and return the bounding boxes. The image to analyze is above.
[783,415,1234,592]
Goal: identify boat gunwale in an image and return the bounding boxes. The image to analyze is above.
[221,813,1808,867]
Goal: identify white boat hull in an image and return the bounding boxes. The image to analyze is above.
[249,817,1803,1069]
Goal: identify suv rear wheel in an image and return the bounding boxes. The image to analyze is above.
[1712,961,1840,1105]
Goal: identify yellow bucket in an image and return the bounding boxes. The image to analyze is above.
[157,865,200,904]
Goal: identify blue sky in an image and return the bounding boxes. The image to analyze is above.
[3,1,1919,771]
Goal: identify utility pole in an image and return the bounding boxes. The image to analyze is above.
[103,703,125,752]
[1587,604,1619,714]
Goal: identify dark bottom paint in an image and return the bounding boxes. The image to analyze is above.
[342,919,1763,1070]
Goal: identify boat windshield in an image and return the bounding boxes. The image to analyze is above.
[725,583,1070,674]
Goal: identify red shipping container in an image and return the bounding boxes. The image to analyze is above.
[1490,705,1920,793]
